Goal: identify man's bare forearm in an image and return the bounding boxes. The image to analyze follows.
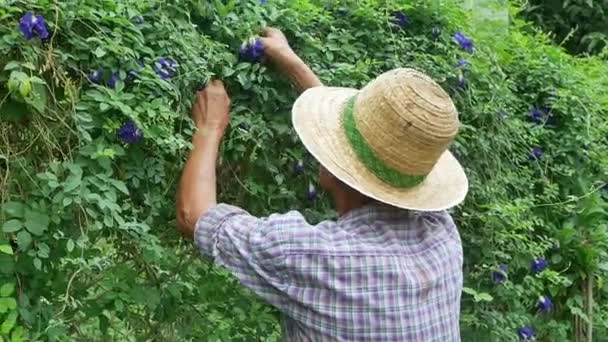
[176,129,223,237]
[279,56,322,93]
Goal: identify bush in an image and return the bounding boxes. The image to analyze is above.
[0,0,607,340]
[521,0,608,55]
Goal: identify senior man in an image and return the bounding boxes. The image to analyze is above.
[176,28,468,341]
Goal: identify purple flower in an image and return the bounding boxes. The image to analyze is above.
[517,326,535,340]
[492,264,507,283]
[336,8,350,16]
[528,107,545,123]
[126,70,139,82]
[154,57,177,80]
[528,147,543,161]
[537,295,553,313]
[390,11,409,28]
[293,160,304,175]
[259,0,266,4]
[457,73,467,90]
[131,16,144,25]
[19,11,49,40]
[453,31,474,53]
[431,26,441,39]
[108,72,121,89]
[456,58,468,67]
[531,257,548,273]
[88,69,103,84]
[240,38,265,62]
[307,183,317,201]
[117,120,143,144]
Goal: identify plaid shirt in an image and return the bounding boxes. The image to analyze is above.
[195,202,463,341]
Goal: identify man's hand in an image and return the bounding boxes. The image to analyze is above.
[259,27,322,92]
[192,80,231,133]
[259,28,298,66]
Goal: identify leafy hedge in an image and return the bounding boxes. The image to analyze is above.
[522,0,608,55]
[0,0,607,341]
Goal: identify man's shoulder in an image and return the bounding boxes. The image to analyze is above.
[262,210,340,254]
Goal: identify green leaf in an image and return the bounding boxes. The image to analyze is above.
[28,83,47,113]
[18,80,31,97]
[22,62,36,70]
[9,71,27,82]
[0,283,15,297]
[33,258,41,270]
[11,326,23,342]
[99,314,109,334]
[29,76,45,85]
[2,203,24,218]
[110,180,129,195]
[37,243,50,259]
[16,232,31,251]
[24,210,49,236]
[1,220,22,233]
[63,174,82,192]
[63,197,73,207]
[115,299,124,311]
[3,62,20,71]
[0,298,7,314]
[0,298,16,312]
[474,292,494,302]
[0,98,31,122]
[462,287,478,296]
[66,239,75,252]
[0,255,14,274]
[1,311,17,335]
[94,47,106,58]
[0,246,12,255]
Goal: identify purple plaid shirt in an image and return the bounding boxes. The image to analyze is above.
[195,202,463,341]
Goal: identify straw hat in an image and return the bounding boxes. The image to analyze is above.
[292,68,468,211]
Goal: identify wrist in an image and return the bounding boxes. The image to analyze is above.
[193,126,225,142]
[268,47,301,69]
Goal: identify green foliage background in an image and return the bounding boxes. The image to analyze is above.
[521,0,608,55]
[0,0,607,341]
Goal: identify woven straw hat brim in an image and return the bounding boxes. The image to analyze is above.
[292,86,469,211]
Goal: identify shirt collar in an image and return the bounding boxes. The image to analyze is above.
[337,201,408,224]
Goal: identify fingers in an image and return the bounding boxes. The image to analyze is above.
[196,79,225,94]
[260,27,282,38]
[260,27,274,37]
[193,90,205,113]
[209,79,224,87]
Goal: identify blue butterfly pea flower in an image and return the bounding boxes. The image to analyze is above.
[517,326,534,340]
[537,295,553,313]
[453,31,474,53]
[154,57,178,80]
[240,38,265,62]
[492,264,507,283]
[390,11,409,28]
[530,257,548,273]
[88,69,103,84]
[528,147,543,161]
[294,160,305,175]
[117,120,143,144]
[307,183,317,201]
[19,11,49,40]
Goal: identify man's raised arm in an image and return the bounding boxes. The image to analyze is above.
[260,28,322,93]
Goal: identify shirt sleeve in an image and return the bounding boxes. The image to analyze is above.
[194,203,291,309]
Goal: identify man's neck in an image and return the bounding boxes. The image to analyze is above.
[332,190,372,216]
